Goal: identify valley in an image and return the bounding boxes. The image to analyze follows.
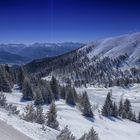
[0,32,140,140]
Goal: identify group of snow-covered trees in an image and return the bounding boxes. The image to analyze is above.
[57,126,99,140]
[16,67,78,106]
[0,91,19,115]
[17,68,95,119]
[21,102,59,130]
[25,51,140,88]
[102,92,140,123]
[0,65,14,92]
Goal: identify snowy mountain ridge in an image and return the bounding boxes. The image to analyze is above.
[79,32,140,66]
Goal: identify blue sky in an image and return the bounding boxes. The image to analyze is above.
[0,0,140,43]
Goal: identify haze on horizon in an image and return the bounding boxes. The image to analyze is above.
[0,0,140,44]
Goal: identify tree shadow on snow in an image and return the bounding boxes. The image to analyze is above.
[84,116,95,123]
[107,116,122,122]
[20,97,32,102]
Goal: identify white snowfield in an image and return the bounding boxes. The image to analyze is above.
[0,84,140,140]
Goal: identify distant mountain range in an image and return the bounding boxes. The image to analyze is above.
[0,42,84,64]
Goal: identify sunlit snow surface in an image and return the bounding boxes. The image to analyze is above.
[0,84,140,140]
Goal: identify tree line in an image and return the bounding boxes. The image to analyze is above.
[102,92,140,123]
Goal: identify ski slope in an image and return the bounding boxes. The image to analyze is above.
[0,84,140,140]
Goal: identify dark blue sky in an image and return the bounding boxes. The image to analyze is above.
[0,0,140,43]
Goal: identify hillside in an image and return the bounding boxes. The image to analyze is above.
[0,84,140,140]
[79,32,140,66]
[24,32,140,87]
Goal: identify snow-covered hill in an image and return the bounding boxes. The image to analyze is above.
[1,84,140,140]
[79,32,140,67]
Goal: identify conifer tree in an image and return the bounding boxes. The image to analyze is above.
[86,127,100,140]
[22,103,36,122]
[22,76,33,100]
[131,112,136,122]
[112,102,118,117]
[123,99,132,113]
[66,88,76,106]
[79,133,87,140]
[57,126,76,140]
[123,99,132,119]
[118,99,123,117]
[137,112,140,123]
[81,91,93,118]
[17,66,26,89]
[102,92,113,117]
[72,87,78,102]
[46,102,59,130]
[122,110,127,119]
[40,82,54,104]
[34,87,44,106]
[60,86,66,99]
[35,105,45,124]
[79,127,100,140]
[50,76,60,100]
[0,66,12,92]
[0,92,7,107]
[47,88,55,104]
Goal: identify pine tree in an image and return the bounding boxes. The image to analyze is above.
[22,76,33,100]
[123,99,132,119]
[17,66,26,89]
[112,102,118,117]
[79,127,100,140]
[50,76,60,100]
[127,110,133,120]
[40,82,54,104]
[102,92,113,117]
[0,91,7,107]
[35,105,45,124]
[137,112,140,123]
[79,133,87,140]
[81,91,93,118]
[86,127,100,140]
[60,86,66,99]
[47,88,55,104]
[122,110,127,119]
[123,99,131,113]
[66,88,76,106]
[34,88,44,106]
[72,87,78,102]
[46,102,59,130]
[5,103,20,115]
[57,126,76,140]
[21,103,36,122]
[130,112,136,122]
[0,66,12,92]
[118,99,123,117]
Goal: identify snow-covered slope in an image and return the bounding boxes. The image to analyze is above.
[1,84,140,140]
[79,32,140,66]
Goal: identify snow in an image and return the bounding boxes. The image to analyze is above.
[78,32,140,67]
[0,120,32,140]
[0,84,140,140]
